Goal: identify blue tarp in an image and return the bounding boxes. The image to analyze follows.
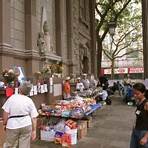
[85,103,102,116]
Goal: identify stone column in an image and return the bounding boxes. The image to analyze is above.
[66,0,73,74]
[142,0,148,78]
[25,0,40,78]
[0,0,13,71]
[55,0,72,76]
[89,0,97,78]
[55,0,62,56]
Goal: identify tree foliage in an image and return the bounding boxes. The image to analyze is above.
[95,0,141,78]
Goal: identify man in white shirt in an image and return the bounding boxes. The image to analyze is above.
[2,81,38,148]
[81,74,90,90]
[76,77,84,92]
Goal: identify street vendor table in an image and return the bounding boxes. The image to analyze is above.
[39,103,102,120]
[37,102,102,146]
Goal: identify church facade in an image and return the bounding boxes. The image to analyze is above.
[0,0,97,79]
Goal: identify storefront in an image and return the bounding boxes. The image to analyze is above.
[128,67,144,79]
[103,67,144,79]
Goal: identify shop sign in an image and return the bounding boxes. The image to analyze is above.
[114,68,128,74]
[104,69,111,74]
[129,67,144,73]
[104,68,128,74]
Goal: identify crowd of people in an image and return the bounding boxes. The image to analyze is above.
[63,74,111,105]
[2,73,148,147]
[109,78,136,106]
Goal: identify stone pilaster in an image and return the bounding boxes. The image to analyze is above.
[55,0,62,56]
[66,0,73,74]
[0,0,13,71]
[55,0,71,76]
[25,0,40,77]
[89,0,97,78]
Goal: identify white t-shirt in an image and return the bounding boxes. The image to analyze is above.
[81,79,90,89]
[2,94,38,129]
[99,90,108,101]
[76,82,84,91]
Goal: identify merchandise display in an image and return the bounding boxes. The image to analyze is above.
[38,97,102,119]
[38,94,103,147]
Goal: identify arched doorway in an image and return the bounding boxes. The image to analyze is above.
[82,56,89,73]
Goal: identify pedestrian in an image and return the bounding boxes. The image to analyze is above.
[99,75,109,88]
[89,74,97,89]
[2,81,38,148]
[81,74,90,90]
[130,82,148,148]
[76,77,84,92]
[63,77,71,99]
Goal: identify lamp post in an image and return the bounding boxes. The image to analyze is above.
[108,20,116,50]
[108,21,116,79]
[108,21,116,37]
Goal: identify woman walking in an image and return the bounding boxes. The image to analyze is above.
[130,83,148,148]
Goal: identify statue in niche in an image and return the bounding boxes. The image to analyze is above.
[37,32,46,56]
[43,21,52,53]
[37,21,52,55]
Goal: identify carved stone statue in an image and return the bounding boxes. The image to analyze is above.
[37,32,46,55]
[37,21,52,55]
[43,21,51,53]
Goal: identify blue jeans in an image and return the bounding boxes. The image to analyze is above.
[130,129,148,148]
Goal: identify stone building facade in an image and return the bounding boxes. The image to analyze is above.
[0,0,97,79]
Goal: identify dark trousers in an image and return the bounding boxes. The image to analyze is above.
[130,129,148,148]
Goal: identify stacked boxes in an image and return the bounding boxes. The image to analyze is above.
[77,120,88,140]
[87,116,93,128]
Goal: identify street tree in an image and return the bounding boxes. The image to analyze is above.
[95,0,140,77]
[102,0,142,79]
[103,25,142,79]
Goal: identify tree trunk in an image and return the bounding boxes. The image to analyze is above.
[111,59,115,80]
[97,35,103,78]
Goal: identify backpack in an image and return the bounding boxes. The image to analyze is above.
[105,97,112,105]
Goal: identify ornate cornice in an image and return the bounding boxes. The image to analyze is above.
[0,43,40,60]
[40,53,62,62]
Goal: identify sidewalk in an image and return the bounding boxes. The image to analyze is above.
[0,93,135,148]
[31,93,135,148]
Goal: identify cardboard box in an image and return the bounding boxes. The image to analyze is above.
[77,120,87,140]
[87,116,93,128]
[40,129,55,141]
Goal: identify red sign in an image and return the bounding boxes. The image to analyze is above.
[114,68,128,74]
[103,67,144,74]
[104,68,128,74]
[129,67,144,73]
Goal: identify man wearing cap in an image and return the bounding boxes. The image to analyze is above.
[2,81,38,148]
